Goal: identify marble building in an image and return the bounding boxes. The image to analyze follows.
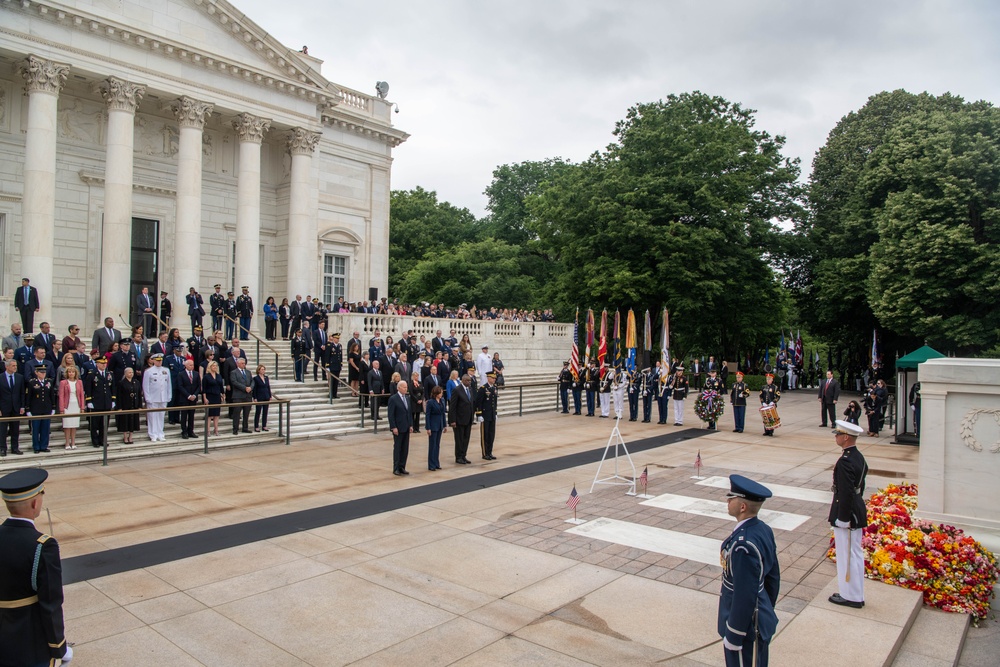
[0,0,407,334]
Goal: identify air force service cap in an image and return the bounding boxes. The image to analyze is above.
[727,474,772,503]
[0,468,48,503]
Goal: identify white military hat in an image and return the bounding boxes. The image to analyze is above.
[833,420,864,437]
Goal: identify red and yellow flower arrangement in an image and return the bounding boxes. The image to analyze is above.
[827,482,999,622]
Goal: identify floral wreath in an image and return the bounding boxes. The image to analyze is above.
[694,390,725,423]
[960,409,1000,453]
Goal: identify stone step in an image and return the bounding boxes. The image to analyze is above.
[769,578,924,667]
[890,606,970,667]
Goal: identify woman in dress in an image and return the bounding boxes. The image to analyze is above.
[425,385,447,471]
[202,360,225,436]
[263,296,278,341]
[459,334,472,356]
[446,369,461,402]
[491,352,505,388]
[278,298,292,340]
[166,328,184,355]
[252,364,272,432]
[348,342,361,397]
[409,371,424,433]
[59,365,85,449]
[116,366,142,444]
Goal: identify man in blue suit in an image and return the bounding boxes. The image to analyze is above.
[0,359,26,456]
[719,474,780,667]
[387,380,412,476]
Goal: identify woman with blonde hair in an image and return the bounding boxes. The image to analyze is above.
[57,352,77,383]
[58,365,85,449]
[203,360,225,436]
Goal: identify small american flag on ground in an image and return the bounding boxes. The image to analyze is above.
[638,466,648,485]
[566,485,581,510]
[696,450,702,467]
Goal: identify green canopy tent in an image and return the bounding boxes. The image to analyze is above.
[895,345,945,444]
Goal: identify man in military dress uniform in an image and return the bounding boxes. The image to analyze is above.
[611,366,628,419]
[84,357,116,447]
[209,284,226,333]
[159,291,172,335]
[570,366,583,416]
[759,373,781,436]
[703,368,725,430]
[0,469,73,666]
[729,370,751,433]
[187,325,207,366]
[142,354,172,442]
[598,366,613,418]
[583,360,599,417]
[236,287,254,340]
[557,362,573,414]
[626,368,640,422]
[671,366,688,426]
[719,474,780,667]
[829,420,869,608]
[656,361,671,424]
[328,333,343,398]
[475,372,499,460]
[640,366,654,423]
[224,291,237,340]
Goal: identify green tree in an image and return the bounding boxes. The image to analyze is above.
[527,92,803,359]
[388,187,479,296]
[482,158,572,247]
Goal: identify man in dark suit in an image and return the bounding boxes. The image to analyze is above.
[24,346,55,381]
[289,295,303,334]
[84,357,116,447]
[136,286,156,335]
[13,278,40,333]
[0,469,72,665]
[449,372,475,464]
[229,357,253,434]
[393,353,411,383]
[33,322,57,365]
[149,331,169,358]
[92,317,122,356]
[312,320,329,381]
[818,370,841,427]
[177,359,202,438]
[387,380,413,475]
[422,363,443,400]
[186,288,204,335]
[0,360,26,456]
[367,360,384,421]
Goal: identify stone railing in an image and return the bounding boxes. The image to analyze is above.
[324,313,572,369]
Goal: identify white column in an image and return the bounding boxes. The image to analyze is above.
[232,113,270,304]
[17,55,69,328]
[98,76,146,320]
[170,97,214,299]
[286,127,321,298]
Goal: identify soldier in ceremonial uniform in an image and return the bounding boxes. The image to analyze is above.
[583,360,599,417]
[598,366,613,418]
[570,367,583,416]
[236,286,254,340]
[0,469,73,666]
[557,361,573,414]
[159,291,172,335]
[656,361,671,424]
[626,368,640,422]
[223,291,237,340]
[84,357,116,447]
[640,366,654,423]
[703,368,725,430]
[475,371,499,460]
[719,474,780,667]
[759,373,780,436]
[142,354,172,442]
[209,284,226,333]
[328,333,343,398]
[187,325,207,367]
[671,366,688,426]
[729,370,751,433]
[611,366,628,418]
[829,420,869,608]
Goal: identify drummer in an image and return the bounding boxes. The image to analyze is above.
[759,373,781,437]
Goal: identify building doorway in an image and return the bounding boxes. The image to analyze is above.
[128,217,159,329]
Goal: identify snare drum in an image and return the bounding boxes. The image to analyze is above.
[760,404,781,430]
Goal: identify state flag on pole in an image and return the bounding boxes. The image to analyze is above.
[638,466,648,486]
[570,309,580,380]
[566,485,581,510]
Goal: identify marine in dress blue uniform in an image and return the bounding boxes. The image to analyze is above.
[719,474,780,667]
[829,420,869,608]
[0,468,73,666]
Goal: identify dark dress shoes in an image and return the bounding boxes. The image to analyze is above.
[829,593,864,608]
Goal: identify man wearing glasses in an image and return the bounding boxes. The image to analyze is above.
[719,474,780,667]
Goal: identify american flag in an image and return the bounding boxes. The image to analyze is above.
[566,485,581,510]
[570,309,580,380]
[695,450,702,467]
[638,466,648,486]
[795,330,804,365]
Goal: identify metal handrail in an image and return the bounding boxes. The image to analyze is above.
[225,315,282,357]
[0,398,292,465]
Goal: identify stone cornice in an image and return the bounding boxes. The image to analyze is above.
[170,96,214,129]
[98,76,145,113]
[321,108,410,148]
[17,54,69,95]
[78,169,176,196]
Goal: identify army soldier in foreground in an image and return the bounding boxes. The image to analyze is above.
[0,468,73,665]
[719,474,780,667]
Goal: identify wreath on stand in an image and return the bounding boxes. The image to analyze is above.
[694,390,725,423]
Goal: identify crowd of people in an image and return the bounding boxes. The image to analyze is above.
[0,316,278,455]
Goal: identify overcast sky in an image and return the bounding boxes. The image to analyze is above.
[238,0,1000,218]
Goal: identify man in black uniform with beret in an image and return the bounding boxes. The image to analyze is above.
[0,468,73,665]
[719,474,780,667]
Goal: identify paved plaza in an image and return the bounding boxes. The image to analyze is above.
[35,389,998,665]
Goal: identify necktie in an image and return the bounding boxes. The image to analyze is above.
[7,374,12,388]
[24,287,28,303]
[188,371,193,382]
